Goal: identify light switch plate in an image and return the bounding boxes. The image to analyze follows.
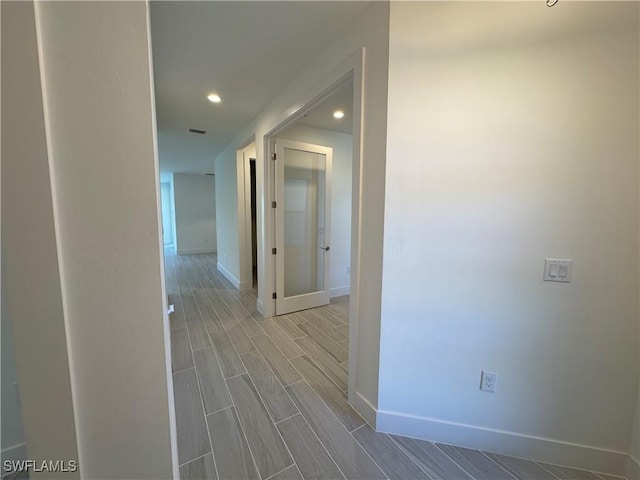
[543,258,573,282]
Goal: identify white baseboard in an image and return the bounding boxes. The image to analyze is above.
[217,263,240,289]
[376,409,628,477]
[256,298,265,314]
[177,248,215,255]
[1,442,27,468]
[330,285,350,298]
[352,391,377,428]
[238,280,251,292]
[627,454,640,480]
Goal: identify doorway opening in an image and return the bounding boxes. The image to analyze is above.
[267,75,354,318]
[249,158,258,288]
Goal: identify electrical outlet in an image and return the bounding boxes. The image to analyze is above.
[480,371,497,393]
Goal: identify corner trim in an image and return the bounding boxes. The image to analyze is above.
[376,409,628,476]
[217,263,240,289]
[256,298,265,314]
[353,391,377,429]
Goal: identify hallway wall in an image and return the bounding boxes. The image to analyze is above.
[379,1,639,474]
[174,173,216,254]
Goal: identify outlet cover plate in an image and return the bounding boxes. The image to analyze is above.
[480,371,497,393]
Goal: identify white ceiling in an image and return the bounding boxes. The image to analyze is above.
[298,78,354,135]
[150,1,369,175]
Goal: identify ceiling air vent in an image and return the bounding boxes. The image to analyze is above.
[188,128,206,135]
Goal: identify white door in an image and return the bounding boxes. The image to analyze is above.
[275,139,332,315]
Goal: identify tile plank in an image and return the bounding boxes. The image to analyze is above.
[227,374,293,479]
[298,322,348,363]
[290,356,363,431]
[208,329,245,378]
[171,327,194,373]
[295,336,347,391]
[261,318,305,359]
[223,319,256,354]
[435,444,514,480]
[193,348,232,414]
[267,465,303,480]
[179,453,217,480]
[241,350,298,422]
[276,414,345,480]
[207,407,259,480]
[252,334,301,386]
[173,369,211,464]
[352,425,430,480]
[485,453,558,480]
[390,436,472,480]
[273,315,306,340]
[538,463,603,480]
[285,382,385,480]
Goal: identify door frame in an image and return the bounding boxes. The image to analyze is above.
[262,48,365,408]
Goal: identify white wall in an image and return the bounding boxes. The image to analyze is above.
[378,2,639,474]
[212,1,389,415]
[215,148,242,285]
[2,3,80,477]
[173,173,216,254]
[279,124,352,297]
[35,1,177,477]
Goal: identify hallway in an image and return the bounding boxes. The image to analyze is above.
[166,252,617,480]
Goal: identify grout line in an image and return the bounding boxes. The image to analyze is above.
[172,366,195,375]
[281,381,349,480]
[182,289,219,480]
[434,442,516,480]
[273,412,301,425]
[383,433,435,479]
[204,404,233,418]
[177,451,210,468]
[475,449,519,480]
[263,463,295,480]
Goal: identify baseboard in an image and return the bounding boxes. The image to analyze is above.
[376,409,628,476]
[1,443,27,471]
[627,454,640,480]
[256,298,265,314]
[353,391,377,429]
[217,263,240,289]
[177,248,215,255]
[330,285,350,298]
[238,280,251,292]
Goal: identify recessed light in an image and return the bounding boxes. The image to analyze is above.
[333,110,345,119]
[207,94,221,103]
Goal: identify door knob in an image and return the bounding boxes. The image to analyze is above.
[319,246,330,251]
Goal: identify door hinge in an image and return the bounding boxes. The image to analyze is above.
[271,201,277,208]
[272,247,277,255]
[272,292,277,299]
[271,153,277,161]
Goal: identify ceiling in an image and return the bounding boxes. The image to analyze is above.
[150,1,369,175]
[298,79,354,135]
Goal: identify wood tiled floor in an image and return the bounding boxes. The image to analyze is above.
[165,251,624,480]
